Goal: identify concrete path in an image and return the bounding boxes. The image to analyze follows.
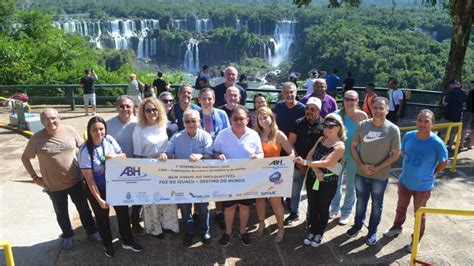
[0,107,473,265]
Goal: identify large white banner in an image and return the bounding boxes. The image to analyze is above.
[105,157,294,206]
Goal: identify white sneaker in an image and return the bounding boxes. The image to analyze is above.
[338,216,350,225]
[383,227,403,238]
[303,233,315,245]
[310,234,322,247]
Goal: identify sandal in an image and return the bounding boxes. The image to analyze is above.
[274,229,285,243]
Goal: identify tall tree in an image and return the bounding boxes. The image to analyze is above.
[292,0,473,92]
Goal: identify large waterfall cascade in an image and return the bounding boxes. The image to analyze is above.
[184,38,200,74]
[53,19,160,58]
[55,18,297,68]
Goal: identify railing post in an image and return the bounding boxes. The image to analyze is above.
[410,209,423,266]
[70,86,75,111]
[0,240,15,266]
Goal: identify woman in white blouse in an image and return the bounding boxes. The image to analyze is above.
[132,97,179,238]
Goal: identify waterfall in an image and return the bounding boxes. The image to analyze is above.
[196,18,212,33]
[270,20,296,67]
[236,19,241,31]
[184,38,200,73]
[172,19,186,30]
[54,18,160,57]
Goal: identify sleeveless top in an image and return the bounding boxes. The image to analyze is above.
[262,142,282,158]
[311,138,340,182]
[335,110,358,159]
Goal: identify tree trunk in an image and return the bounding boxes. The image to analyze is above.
[442,0,473,92]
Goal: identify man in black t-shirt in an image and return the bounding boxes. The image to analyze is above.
[152,71,169,96]
[284,97,324,225]
[80,69,98,116]
[214,66,246,107]
[341,70,355,93]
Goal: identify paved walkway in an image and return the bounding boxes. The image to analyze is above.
[0,107,473,265]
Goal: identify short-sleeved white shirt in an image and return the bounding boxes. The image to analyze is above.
[213,127,263,159]
[388,88,404,111]
[132,124,168,158]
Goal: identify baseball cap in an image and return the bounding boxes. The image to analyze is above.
[448,79,460,85]
[306,97,322,110]
[289,72,298,78]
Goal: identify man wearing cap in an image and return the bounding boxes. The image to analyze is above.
[346,97,401,245]
[326,68,340,99]
[387,78,404,124]
[153,71,169,96]
[288,72,299,88]
[301,79,338,118]
[22,108,100,250]
[273,82,306,138]
[285,97,324,225]
[442,79,467,150]
[214,66,246,107]
[303,69,319,96]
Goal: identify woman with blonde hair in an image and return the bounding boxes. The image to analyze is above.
[132,97,179,238]
[255,107,295,243]
[294,113,346,247]
[330,90,368,225]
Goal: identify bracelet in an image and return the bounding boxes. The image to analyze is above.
[304,160,308,166]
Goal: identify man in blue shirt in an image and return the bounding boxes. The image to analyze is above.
[159,109,213,247]
[174,85,201,131]
[273,82,306,137]
[383,109,448,253]
[326,68,340,99]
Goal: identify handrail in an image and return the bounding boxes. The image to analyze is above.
[0,240,15,266]
[399,122,462,172]
[411,207,474,266]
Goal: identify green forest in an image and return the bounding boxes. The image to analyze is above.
[1,0,473,96]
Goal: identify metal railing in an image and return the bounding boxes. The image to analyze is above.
[0,84,444,112]
[410,207,474,266]
[0,240,15,266]
[399,122,462,172]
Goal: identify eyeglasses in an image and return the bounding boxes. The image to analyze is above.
[323,124,339,129]
[184,119,198,124]
[145,108,158,113]
[232,117,248,122]
[344,98,358,102]
[119,104,132,109]
[161,99,173,103]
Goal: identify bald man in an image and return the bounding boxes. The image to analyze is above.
[214,66,247,107]
[22,108,100,250]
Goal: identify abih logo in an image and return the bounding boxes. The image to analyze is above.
[120,166,147,178]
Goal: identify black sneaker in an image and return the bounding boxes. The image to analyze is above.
[284,213,299,226]
[183,234,193,247]
[215,212,226,230]
[201,232,212,244]
[103,243,116,258]
[239,233,251,246]
[132,223,146,236]
[122,241,143,252]
[219,233,231,247]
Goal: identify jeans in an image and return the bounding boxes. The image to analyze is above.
[178,203,209,235]
[47,181,97,238]
[290,168,306,215]
[85,186,134,246]
[306,177,338,236]
[330,157,357,218]
[354,174,389,234]
[393,182,431,239]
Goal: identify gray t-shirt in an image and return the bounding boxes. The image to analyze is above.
[352,119,401,180]
[106,116,138,158]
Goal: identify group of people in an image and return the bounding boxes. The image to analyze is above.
[23,65,453,259]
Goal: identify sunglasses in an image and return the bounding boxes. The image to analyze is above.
[323,124,339,129]
[344,98,358,102]
[184,119,198,124]
[119,104,132,109]
[145,108,158,113]
[161,99,173,103]
[232,117,247,122]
